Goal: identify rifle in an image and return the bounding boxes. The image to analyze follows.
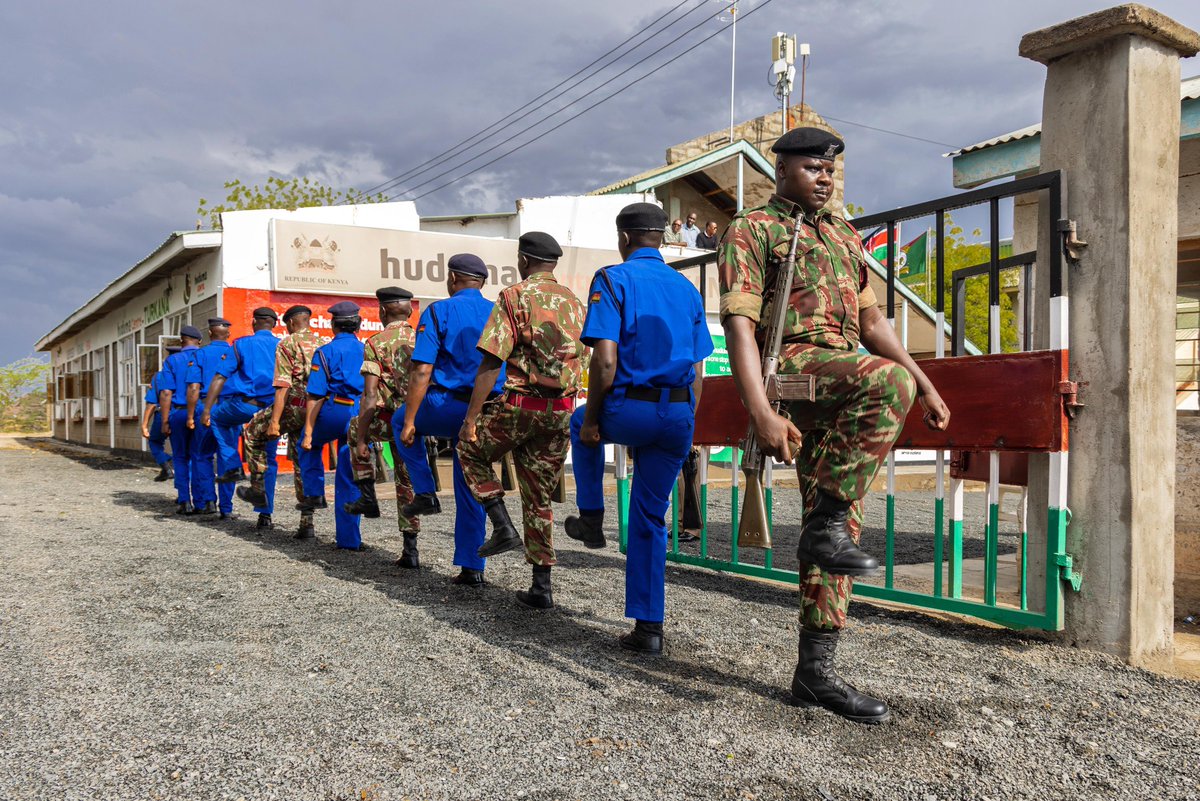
[737,212,815,550]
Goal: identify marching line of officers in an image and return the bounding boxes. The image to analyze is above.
[141,128,950,726]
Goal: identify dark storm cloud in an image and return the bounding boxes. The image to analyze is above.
[1,0,1196,362]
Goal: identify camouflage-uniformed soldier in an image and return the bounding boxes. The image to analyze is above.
[719,127,950,724]
[458,232,586,609]
[238,305,321,538]
[340,286,422,565]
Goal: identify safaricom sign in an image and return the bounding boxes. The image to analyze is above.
[270,219,621,301]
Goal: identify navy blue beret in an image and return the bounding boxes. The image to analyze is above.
[180,325,203,340]
[447,253,488,279]
[616,202,668,231]
[207,317,231,327]
[518,231,563,262]
[771,127,844,160]
[328,301,360,318]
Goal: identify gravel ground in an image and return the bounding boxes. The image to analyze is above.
[2,438,1198,801]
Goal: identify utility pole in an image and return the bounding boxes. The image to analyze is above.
[772,33,798,133]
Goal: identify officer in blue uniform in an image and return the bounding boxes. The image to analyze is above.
[184,318,235,515]
[141,346,180,482]
[395,253,505,586]
[298,301,365,536]
[568,202,712,655]
[157,325,204,514]
[201,307,281,528]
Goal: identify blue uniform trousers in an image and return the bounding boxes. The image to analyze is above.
[298,400,357,500]
[333,444,364,550]
[392,387,486,572]
[167,407,204,505]
[193,423,218,507]
[210,397,269,515]
[147,411,170,466]
[571,390,695,623]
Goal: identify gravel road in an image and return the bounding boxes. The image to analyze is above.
[1,438,1197,801]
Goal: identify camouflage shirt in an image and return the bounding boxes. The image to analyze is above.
[718,193,878,352]
[272,329,321,399]
[361,320,415,411]
[476,271,587,397]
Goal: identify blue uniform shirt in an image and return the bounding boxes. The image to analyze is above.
[412,288,506,394]
[307,332,365,399]
[218,329,280,403]
[581,247,714,389]
[161,345,199,405]
[186,340,233,400]
[145,369,170,406]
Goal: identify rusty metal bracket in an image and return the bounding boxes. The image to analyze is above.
[1059,380,1086,419]
[1058,219,1087,263]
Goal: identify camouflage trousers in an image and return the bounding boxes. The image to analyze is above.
[347,411,420,534]
[457,397,571,567]
[243,403,304,501]
[783,344,916,630]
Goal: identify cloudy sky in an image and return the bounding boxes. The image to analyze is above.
[3,0,1197,364]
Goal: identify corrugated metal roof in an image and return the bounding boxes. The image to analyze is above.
[947,75,1200,158]
[589,139,774,196]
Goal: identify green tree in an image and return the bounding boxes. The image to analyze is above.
[0,357,49,433]
[196,176,387,229]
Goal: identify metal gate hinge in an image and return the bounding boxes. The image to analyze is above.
[1059,380,1086,419]
[1058,219,1088,263]
[1056,552,1083,592]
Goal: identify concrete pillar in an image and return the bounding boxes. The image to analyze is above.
[1022,5,1199,664]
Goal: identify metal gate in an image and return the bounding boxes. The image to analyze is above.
[617,171,1080,631]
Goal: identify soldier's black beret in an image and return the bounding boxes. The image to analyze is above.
[180,324,203,340]
[252,306,278,320]
[328,301,360,319]
[771,127,845,160]
[376,286,414,303]
[615,202,668,231]
[208,317,231,327]
[517,231,563,262]
[282,305,312,322]
[448,253,488,279]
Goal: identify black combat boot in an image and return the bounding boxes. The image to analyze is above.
[256,513,274,532]
[295,494,327,511]
[214,468,244,484]
[789,627,890,724]
[191,501,216,515]
[516,565,554,609]
[450,567,484,586]
[618,620,664,655]
[795,490,880,576]
[564,514,606,549]
[236,477,267,508]
[476,499,522,558]
[219,511,238,521]
[294,512,315,540]
[396,532,420,569]
[402,492,442,517]
[342,479,380,518]
[154,463,173,482]
[175,501,193,515]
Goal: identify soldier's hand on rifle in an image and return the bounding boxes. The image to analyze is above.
[919,388,951,431]
[752,410,802,463]
[400,422,417,447]
[267,420,280,438]
[579,420,602,447]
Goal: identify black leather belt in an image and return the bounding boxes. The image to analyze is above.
[625,386,690,403]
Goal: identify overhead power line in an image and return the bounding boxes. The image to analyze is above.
[356,0,710,200]
[403,0,777,202]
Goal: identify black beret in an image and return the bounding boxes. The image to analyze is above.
[447,253,488,279]
[615,202,668,231]
[328,301,360,318]
[180,325,203,340]
[207,317,231,327]
[517,231,563,262]
[281,305,312,322]
[376,286,414,303]
[771,127,844,160]
[252,307,278,320]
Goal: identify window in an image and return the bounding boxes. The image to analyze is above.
[1178,285,1199,411]
[163,309,188,337]
[91,348,108,418]
[118,334,139,417]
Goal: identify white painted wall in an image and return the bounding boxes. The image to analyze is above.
[421,215,516,239]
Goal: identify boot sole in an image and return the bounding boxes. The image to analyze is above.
[617,639,663,657]
[786,694,891,724]
[342,504,381,518]
[567,534,607,550]
[477,537,522,558]
[794,551,880,578]
[516,593,554,610]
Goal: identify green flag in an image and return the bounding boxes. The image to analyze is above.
[901,230,928,285]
